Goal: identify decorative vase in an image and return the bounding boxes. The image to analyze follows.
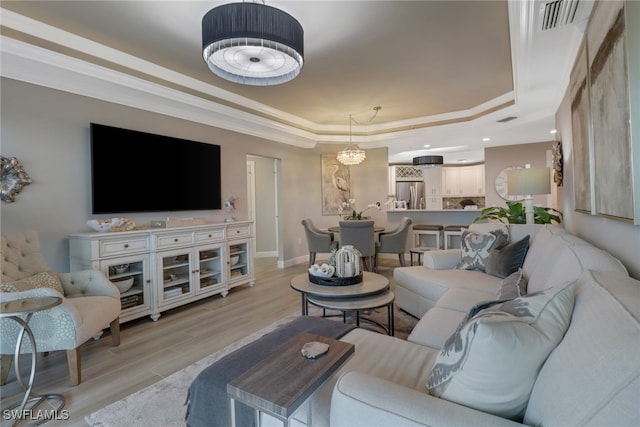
[334,245,362,278]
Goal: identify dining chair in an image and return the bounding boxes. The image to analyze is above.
[376,217,413,268]
[339,220,377,272]
[301,219,338,266]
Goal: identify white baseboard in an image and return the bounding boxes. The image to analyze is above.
[255,251,278,258]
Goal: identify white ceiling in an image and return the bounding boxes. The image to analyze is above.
[0,1,593,164]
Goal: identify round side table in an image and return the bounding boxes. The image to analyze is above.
[0,296,65,425]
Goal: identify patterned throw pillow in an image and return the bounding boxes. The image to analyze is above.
[426,281,576,420]
[486,235,530,278]
[0,271,65,295]
[496,268,528,299]
[455,229,509,271]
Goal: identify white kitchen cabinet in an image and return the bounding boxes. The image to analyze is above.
[459,165,485,196]
[423,196,443,210]
[442,165,485,196]
[442,167,462,195]
[423,168,442,196]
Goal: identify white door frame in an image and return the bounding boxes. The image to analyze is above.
[246,159,257,256]
[247,156,280,260]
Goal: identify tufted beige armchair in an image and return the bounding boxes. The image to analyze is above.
[0,230,121,385]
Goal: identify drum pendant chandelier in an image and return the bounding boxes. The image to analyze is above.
[202,2,304,86]
[413,155,444,169]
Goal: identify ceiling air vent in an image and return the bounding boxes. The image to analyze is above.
[541,0,580,30]
[497,116,518,123]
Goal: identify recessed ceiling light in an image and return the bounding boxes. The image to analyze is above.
[424,144,431,148]
[550,129,557,134]
[482,137,491,142]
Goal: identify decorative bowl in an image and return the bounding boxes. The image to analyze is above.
[87,218,123,232]
[112,264,129,274]
[230,255,240,266]
[308,263,335,278]
[112,277,134,293]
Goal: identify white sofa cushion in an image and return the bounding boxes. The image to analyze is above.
[526,237,627,294]
[263,328,439,427]
[426,281,577,420]
[524,270,640,426]
[408,307,468,349]
[396,268,502,302]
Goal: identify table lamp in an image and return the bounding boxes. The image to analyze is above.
[507,165,551,224]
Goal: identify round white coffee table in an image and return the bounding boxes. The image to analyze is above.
[290,272,389,315]
[306,291,395,336]
[290,272,393,334]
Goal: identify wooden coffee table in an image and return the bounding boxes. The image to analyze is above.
[227,332,354,427]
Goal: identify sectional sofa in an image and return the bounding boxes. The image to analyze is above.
[263,224,639,426]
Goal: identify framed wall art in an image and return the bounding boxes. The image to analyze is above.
[587,0,633,221]
[570,41,592,214]
[569,0,638,224]
[321,154,351,215]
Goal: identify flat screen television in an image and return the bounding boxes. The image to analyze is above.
[90,123,221,214]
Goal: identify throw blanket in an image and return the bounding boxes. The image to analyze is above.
[185,316,355,427]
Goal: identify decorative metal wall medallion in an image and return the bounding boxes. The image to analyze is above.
[1,156,33,202]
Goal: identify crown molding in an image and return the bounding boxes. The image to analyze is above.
[0,7,526,150]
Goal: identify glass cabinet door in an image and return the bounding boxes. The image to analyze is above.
[158,248,194,305]
[101,254,151,321]
[228,238,253,289]
[196,244,226,295]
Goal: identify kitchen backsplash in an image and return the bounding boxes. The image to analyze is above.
[443,197,485,210]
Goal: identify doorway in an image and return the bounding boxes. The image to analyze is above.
[247,155,280,263]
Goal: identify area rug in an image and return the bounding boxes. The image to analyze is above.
[86,308,418,427]
[85,313,300,427]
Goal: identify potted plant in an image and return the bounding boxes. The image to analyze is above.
[338,200,381,220]
[474,201,562,224]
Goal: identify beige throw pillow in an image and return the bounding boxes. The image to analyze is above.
[0,271,65,295]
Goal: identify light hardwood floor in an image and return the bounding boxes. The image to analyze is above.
[0,257,406,426]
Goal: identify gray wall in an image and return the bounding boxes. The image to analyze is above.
[0,77,391,271]
[484,142,553,208]
[2,74,638,278]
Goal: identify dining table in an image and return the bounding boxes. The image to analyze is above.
[327,226,385,233]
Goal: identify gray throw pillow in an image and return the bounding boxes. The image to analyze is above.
[456,229,508,271]
[485,235,530,278]
[496,268,528,299]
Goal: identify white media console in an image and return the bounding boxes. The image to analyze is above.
[68,221,254,322]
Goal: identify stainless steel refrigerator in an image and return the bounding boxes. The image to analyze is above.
[396,181,425,210]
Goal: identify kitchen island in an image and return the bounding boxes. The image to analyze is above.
[386,209,482,227]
